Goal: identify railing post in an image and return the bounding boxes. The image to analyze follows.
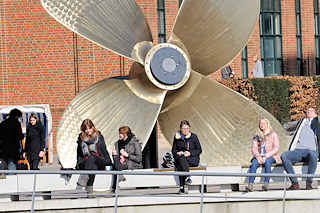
[31,174,37,213]
[114,174,120,213]
[282,176,287,213]
[200,174,204,213]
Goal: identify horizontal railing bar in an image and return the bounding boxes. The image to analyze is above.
[1,170,320,178]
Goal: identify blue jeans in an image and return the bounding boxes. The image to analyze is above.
[7,159,17,170]
[249,157,276,183]
[281,149,318,183]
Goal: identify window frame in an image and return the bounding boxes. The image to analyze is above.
[157,0,166,43]
[260,0,283,76]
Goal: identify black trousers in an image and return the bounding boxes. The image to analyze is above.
[27,153,40,170]
[112,155,128,190]
[174,155,191,187]
[80,155,106,186]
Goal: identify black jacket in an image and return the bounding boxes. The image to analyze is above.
[0,117,24,161]
[25,122,45,158]
[289,117,320,159]
[76,132,112,169]
[172,132,202,167]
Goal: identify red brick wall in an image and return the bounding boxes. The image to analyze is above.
[0,0,160,154]
[300,0,317,75]
[282,0,298,75]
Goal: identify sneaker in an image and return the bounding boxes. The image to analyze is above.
[306,182,314,190]
[179,186,184,194]
[185,177,192,185]
[246,183,253,192]
[287,182,299,190]
[262,182,269,191]
[76,184,85,191]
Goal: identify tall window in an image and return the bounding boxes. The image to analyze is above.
[241,46,249,78]
[157,0,166,43]
[260,0,283,76]
[314,0,320,75]
[296,0,303,75]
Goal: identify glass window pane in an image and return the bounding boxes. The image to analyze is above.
[276,60,282,75]
[260,39,264,58]
[264,60,275,76]
[315,15,319,35]
[276,37,282,58]
[242,61,248,78]
[260,14,263,34]
[296,0,300,12]
[263,0,273,11]
[297,37,302,58]
[314,0,319,12]
[296,15,301,35]
[263,13,273,34]
[316,38,320,57]
[275,0,281,12]
[264,38,274,58]
[275,14,281,34]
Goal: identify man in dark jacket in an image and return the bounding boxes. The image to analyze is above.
[0,109,24,170]
[281,107,320,190]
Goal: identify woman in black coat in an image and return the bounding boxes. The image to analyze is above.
[25,113,45,170]
[172,120,202,194]
[76,119,112,193]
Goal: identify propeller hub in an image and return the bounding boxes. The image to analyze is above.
[145,43,190,90]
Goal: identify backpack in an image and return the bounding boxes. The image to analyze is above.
[161,152,174,168]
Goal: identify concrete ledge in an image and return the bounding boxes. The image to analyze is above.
[1,189,320,212]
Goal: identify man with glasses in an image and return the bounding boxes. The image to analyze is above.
[281,108,320,190]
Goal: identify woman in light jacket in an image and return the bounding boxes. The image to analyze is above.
[246,118,281,192]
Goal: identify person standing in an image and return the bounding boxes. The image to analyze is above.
[172,120,202,194]
[281,107,320,190]
[252,55,264,78]
[0,108,24,170]
[24,113,45,170]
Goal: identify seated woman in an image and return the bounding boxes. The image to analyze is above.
[172,120,202,194]
[76,119,112,193]
[111,126,143,191]
[246,118,281,192]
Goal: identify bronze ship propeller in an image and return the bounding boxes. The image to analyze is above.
[41,0,290,168]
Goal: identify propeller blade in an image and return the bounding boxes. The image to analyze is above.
[56,72,167,168]
[41,0,153,64]
[158,71,290,166]
[169,0,260,75]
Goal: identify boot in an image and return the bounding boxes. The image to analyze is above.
[306,182,314,190]
[262,182,269,191]
[287,182,299,190]
[246,183,253,192]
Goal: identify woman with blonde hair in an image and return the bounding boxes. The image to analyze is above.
[246,118,281,192]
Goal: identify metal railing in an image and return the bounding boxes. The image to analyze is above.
[1,169,320,213]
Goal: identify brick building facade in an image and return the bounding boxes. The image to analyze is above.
[0,0,320,156]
